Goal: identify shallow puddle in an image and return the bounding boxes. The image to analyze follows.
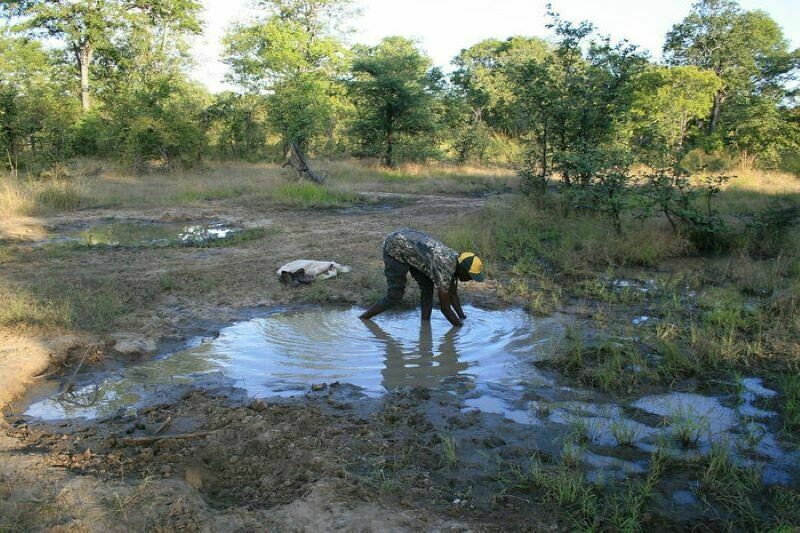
[40,220,241,247]
[25,306,564,420]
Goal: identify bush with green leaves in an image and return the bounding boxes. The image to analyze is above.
[641,168,736,252]
[348,37,441,167]
[206,93,272,160]
[106,77,209,171]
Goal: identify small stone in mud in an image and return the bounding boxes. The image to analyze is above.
[185,467,204,489]
[251,399,269,412]
[112,334,157,355]
[311,383,328,392]
[482,436,507,448]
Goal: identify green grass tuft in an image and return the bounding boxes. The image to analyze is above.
[779,374,800,438]
[269,182,361,208]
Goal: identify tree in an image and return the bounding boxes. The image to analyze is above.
[206,92,270,159]
[348,37,439,167]
[664,0,797,134]
[452,37,550,135]
[0,35,79,171]
[20,0,201,112]
[510,11,646,190]
[628,66,723,159]
[725,95,797,168]
[106,75,209,170]
[223,0,351,151]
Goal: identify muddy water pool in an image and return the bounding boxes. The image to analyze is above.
[37,220,242,247]
[22,305,800,486]
[26,306,562,419]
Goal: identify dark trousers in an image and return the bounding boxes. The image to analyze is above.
[379,251,434,309]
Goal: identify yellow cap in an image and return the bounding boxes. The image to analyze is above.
[458,252,485,281]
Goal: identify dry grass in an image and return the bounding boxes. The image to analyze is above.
[2,158,516,216]
[76,160,288,208]
[322,158,517,195]
[717,170,800,214]
[0,177,88,215]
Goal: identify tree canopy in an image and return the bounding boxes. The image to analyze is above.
[0,0,797,174]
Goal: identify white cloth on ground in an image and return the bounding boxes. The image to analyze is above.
[276,260,352,281]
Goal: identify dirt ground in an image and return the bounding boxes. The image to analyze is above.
[1,187,541,531]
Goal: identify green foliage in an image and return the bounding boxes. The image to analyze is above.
[640,168,736,252]
[779,374,800,437]
[20,0,202,113]
[268,74,334,151]
[2,0,797,174]
[510,11,647,191]
[348,37,440,167]
[269,182,359,208]
[452,36,550,137]
[205,93,274,160]
[561,148,635,234]
[223,0,350,151]
[0,36,80,173]
[680,148,734,173]
[556,337,654,394]
[628,66,723,159]
[107,76,209,170]
[664,0,799,165]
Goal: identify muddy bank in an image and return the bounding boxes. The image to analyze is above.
[8,377,796,531]
[0,333,99,411]
[2,384,562,530]
[4,386,552,530]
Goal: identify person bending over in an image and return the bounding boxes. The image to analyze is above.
[359,228,485,327]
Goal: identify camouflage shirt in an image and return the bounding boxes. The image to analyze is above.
[383,228,459,290]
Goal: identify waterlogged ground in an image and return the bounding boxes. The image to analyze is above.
[19,305,800,516]
[32,219,245,247]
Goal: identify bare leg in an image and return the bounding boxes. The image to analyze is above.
[420,282,434,321]
[360,301,391,320]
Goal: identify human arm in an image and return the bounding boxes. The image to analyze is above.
[449,283,466,320]
[438,289,463,327]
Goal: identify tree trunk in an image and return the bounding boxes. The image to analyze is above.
[708,89,724,134]
[78,43,93,113]
[383,113,394,167]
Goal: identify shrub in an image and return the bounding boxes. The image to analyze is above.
[680,148,734,173]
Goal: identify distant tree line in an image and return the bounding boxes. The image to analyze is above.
[1,0,797,174]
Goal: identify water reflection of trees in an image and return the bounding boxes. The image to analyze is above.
[364,321,470,390]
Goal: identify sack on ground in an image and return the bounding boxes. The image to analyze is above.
[276,260,351,282]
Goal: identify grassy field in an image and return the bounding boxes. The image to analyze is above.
[0,158,515,218]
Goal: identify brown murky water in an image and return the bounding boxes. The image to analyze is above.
[25,306,563,419]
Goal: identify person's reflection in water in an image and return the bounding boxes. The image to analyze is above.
[363,320,469,390]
